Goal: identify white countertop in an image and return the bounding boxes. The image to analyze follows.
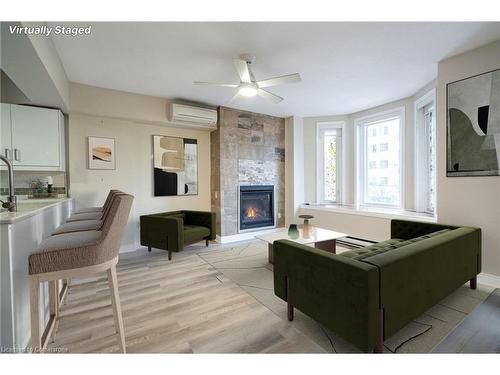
[0,198,73,224]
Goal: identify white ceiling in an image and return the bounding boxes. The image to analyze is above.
[50,22,500,117]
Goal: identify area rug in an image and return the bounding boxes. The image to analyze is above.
[192,240,493,353]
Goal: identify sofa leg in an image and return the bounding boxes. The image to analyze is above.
[168,249,172,261]
[286,277,294,321]
[287,301,294,321]
[373,309,384,353]
[470,276,477,290]
[206,239,209,247]
[148,246,151,252]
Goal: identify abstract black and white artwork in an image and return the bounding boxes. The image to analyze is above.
[447,68,500,176]
[153,135,198,196]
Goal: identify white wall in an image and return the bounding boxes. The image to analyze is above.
[285,116,305,226]
[68,84,211,252]
[437,40,500,277]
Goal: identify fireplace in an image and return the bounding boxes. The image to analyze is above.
[239,185,275,231]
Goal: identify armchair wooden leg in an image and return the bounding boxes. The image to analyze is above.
[107,264,126,353]
[373,309,384,353]
[30,276,41,353]
[148,246,151,252]
[206,239,209,247]
[168,250,172,261]
[470,276,477,290]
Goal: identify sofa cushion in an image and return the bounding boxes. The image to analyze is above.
[184,225,210,243]
[340,239,403,260]
[354,229,452,261]
[340,229,452,261]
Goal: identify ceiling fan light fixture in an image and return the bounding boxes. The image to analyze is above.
[238,84,258,97]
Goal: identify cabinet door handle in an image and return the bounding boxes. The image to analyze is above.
[4,148,11,160]
[14,148,21,161]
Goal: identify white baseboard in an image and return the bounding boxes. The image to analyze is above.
[216,227,284,244]
[477,272,500,289]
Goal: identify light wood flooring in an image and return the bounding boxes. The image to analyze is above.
[47,249,325,353]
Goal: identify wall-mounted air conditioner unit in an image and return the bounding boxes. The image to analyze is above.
[167,103,217,130]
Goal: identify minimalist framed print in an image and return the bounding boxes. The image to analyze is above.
[152,135,198,196]
[88,136,116,170]
[447,68,500,177]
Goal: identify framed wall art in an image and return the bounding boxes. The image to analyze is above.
[88,136,116,170]
[447,68,500,176]
[152,135,198,196]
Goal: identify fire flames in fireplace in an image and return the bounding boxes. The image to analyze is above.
[246,207,257,219]
[239,185,275,231]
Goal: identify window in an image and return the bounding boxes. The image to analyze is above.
[356,107,404,208]
[415,89,437,215]
[317,122,344,203]
[370,144,377,153]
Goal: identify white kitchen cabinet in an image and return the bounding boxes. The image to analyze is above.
[1,103,12,161]
[1,104,65,171]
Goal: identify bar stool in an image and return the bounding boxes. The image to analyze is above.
[66,190,123,222]
[29,194,133,353]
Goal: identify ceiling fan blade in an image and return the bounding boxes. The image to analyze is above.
[193,81,239,88]
[233,59,251,83]
[257,89,283,104]
[257,73,301,88]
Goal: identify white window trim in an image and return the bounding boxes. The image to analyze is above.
[414,88,437,216]
[354,107,405,209]
[316,121,346,204]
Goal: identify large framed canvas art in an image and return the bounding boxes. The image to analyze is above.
[447,68,500,177]
[152,135,198,196]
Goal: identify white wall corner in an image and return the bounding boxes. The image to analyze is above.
[285,116,305,226]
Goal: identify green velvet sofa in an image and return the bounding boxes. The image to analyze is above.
[273,219,481,353]
[140,210,216,260]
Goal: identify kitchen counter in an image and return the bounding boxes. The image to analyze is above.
[0,197,73,224]
[1,197,73,351]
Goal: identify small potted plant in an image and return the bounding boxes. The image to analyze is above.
[30,178,48,198]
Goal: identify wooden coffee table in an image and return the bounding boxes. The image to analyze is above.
[255,227,347,264]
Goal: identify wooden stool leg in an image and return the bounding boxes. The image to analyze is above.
[107,264,126,353]
[48,280,59,342]
[30,276,41,353]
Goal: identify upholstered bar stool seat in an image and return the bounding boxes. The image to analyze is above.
[52,219,103,235]
[73,206,103,214]
[29,194,133,353]
[29,231,103,274]
[67,190,123,221]
[66,211,103,222]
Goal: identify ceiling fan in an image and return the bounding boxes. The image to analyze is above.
[193,54,301,104]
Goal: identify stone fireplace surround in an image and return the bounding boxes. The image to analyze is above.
[211,107,285,239]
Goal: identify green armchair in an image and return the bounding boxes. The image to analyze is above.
[140,210,216,260]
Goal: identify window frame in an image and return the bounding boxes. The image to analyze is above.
[316,121,346,204]
[414,88,437,216]
[355,107,405,209]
